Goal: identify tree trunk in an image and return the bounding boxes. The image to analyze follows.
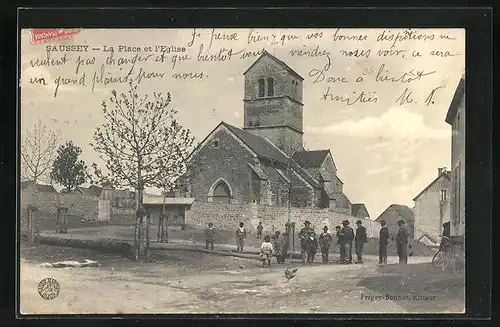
[27,208,34,243]
[161,194,167,243]
[144,212,150,261]
[165,216,169,243]
[157,213,162,243]
[133,213,139,260]
[134,177,145,260]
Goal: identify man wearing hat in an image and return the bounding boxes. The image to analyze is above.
[354,220,368,264]
[339,220,355,264]
[298,220,315,263]
[396,219,409,264]
[378,219,390,264]
[334,225,343,262]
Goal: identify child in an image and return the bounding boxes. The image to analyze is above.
[205,222,215,250]
[260,235,274,267]
[236,221,247,253]
[256,222,263,239]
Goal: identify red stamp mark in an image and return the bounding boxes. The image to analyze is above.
[31,28,81,44]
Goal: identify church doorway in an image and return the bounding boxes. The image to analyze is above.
[209,178,232,204]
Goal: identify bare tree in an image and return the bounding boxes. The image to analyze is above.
[154,129,194,243]
[90,82,194,260]
[21,119,61,184]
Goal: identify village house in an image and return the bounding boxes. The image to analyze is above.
[445,76,465,238]
[62,185,103,198]
[351,203,370,220]
[178,50,354,211]
[21,181,57,193]
[375,204,415,240]
[413,168,451,244]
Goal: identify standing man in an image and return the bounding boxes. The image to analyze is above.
[354,220,368,264]
[335,225,343,263]
[298,220,314,263]
[396,219,409,264]
[236,221,247,253]
[340,220,355,264]
[205,222,216,250]
[319,226,333,263]
[378,219,389,264]
[256,221,264,239]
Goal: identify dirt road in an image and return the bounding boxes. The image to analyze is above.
[19,245,464,315]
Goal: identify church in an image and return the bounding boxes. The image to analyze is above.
[177,51,353,212]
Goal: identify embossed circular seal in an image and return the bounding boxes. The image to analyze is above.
[38,277,60,300]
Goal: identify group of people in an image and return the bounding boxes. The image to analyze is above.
[203,217,412,266]
[259,223,289,266]
[297,219,368,264]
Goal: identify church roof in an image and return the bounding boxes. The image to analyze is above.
[243,50,304,81]
[247,163,268,180]
[292,150,330,168]
[222,122,289,164]
[222,122,320,188]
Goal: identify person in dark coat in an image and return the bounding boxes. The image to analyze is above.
[279,231,290,263]
[378,219,389,264]
[339,220,354,264]
[354,220,368,264]
[205,222,216,250]
[319,226,334,263]
[272,231,285,264]
[396,219,409,264]
[256,222,264,239]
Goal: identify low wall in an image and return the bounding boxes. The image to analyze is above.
[185,202,376,238]
[20,190,99,221]
[110,207,135,224]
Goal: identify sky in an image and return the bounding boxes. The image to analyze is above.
[20,28,465,218]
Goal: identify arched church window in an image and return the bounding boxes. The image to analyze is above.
[258,79,265,97]
[267,77,274,96]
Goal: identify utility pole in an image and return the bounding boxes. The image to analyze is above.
[287,154,292,261]
[286,143,300,262]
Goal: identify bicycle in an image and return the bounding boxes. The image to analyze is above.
[432,235,456,272]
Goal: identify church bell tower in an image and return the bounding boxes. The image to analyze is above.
[242,51,304,156]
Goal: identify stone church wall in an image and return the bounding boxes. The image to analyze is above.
[188,127,256,204]
[185,202,376,238]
